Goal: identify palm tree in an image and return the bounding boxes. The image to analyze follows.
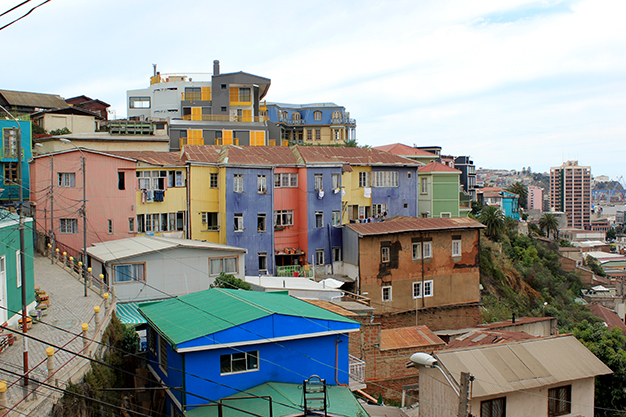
[539,213,559,240]
[478,205,505,240]
[507,182,528,210]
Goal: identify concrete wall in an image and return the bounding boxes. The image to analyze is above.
[42,114,96,134]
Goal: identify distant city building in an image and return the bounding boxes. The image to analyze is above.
[454,156,477,200]
[550,161,591,229]
[527,185,544,211]
[265,102,356,146]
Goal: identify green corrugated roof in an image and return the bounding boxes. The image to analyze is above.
[138,288,358,347]
[184,382,369,417]
[115,302,146,325]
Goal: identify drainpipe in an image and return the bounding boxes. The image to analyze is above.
[186,163,191,239]
[420,231,425,309]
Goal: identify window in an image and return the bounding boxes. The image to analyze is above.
[159,334,168,374]
[210,257,238,275]
[274,173,298,188]
[332,211,341,226]
[372,204,387,217]
[118,172,125,190]
[423,242,432,258]
[333,247,341,262]
[315,211,323,228]
[15,250,21,288]
[210,173,218,188]
[316,249,324,265]
[202,212,219,231]
[381,247,390,263]
[423,280,433,297]
[220,351,259,374]
[452,239,462,257]
[331,173,340,190]
[221,106,227,112]
[3,128,17,158]
[167,170,184,188]
[137,215,144,233]
[359,172,370,188]
[480,397,506,417]
[3,163,17,184]
[292,112,301,120]
[412,243,421,259]
[421,177,428,194]
[221,84,227,90]
[315,129,321,141]
[60,219,78,234]
[128,218,135,233]
[307,129,312,141]
[275,210,293,227]
[412,282,421,298]
[332,129,341,140]
[257,214,266,232]
[548,386,571,416]
[234,174,243,193]
[234,213,243,232]
[382,286,392,302]
[412,242,432,259]
[258,253,267,272]
[148,328,157,356]
[107,219,113,234]
[112,263,145,283]
[129,97,151,109]
[314,174,323,190]
[371,171,398,187]
[58,173,75,187]
[314,111,322,121]
[408,172,412,179]
[331,110,341,120]
[441,212,451,218]
[257,175,267,194]
[239,87,251,102]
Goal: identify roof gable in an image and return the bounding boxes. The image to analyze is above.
[418,161,461,173]
[374,143,437,157]
[0,89,67,109]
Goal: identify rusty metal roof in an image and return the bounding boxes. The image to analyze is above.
[418,161,460,173]
[105,151,184,166]
[374,143,437,157]
[0,89,67,109]
[295,146,421,166]
[345,216,485,237]
[435,335,612,398]
[380,325,445,351]
[304,299,360,318]
[182,145,222,164]
[477,316,555,330]
[222,145,299,166]
[589,304,626,335]
[446,330,538,349]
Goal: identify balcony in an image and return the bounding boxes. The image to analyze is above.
[181,92,211,101]
[349,355,366,390]
[331,117,356,125]
[181,114,266,123]
[277,118,306,125]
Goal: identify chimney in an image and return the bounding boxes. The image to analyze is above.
[213,60,220,76]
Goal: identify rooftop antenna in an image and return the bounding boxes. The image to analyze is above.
[152,64,157,76]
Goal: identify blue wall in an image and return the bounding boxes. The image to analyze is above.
[371,166,418,218]
[1,120,32,204]
[501,190,520,220]
[305,167,343,266]
[183,333,351,406]
[225,166,274,275]
[146,327,185,409]
[267,106,346,125]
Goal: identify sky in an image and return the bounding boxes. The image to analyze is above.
[2,0,626,178]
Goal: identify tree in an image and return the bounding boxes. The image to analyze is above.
[479,205,505,241]
[539,213,559,240]
[607,227,617,241]
[471,200,483,217]
[210,272,251,290]
[586,255,607,277]
[507,182,528,210]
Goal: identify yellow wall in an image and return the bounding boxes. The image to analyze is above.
[188,165,221,243]
[341,166,371,223]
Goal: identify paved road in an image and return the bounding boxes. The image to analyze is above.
[0,254,106,415]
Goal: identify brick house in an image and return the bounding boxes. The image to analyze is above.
[343,216,485,330]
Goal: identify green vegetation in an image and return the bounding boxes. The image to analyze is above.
[50,127,72,136]
[211,272,251,290]
[478,205,505,241]
[585,255,607,278]
[507,181,528,209]
[539,212,559,240]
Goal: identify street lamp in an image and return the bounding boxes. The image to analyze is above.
[59,138,88,297]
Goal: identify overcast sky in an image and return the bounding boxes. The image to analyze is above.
[2,0,625,178]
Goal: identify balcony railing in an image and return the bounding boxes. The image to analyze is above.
[331,117,356,125]
[349,355,365,383]
[277,118,306,125]
[181,92,211,101]
[181,114,266,123]
[342,290,371,306]
[276,265,313,278]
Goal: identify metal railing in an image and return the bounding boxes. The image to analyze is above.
[180,114,266,123]
[342,290,371,306]
[349,354,365,383]
[276,265,313,278]
[331,118,356,125]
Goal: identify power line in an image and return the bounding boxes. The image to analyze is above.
[0,0,51,32]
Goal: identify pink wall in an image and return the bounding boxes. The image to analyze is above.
[30,150,137,257]
[527,185,543,211]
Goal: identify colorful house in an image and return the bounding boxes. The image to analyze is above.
[418,161,465,218]
[1,119,32,207]
[477,187,520,220]
[139,288,361,415]
[373,143,437,165]
[0,209,35,326]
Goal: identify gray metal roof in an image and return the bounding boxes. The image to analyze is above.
[0,89,67,109]
[434,335,612,398]
[87,236,246,263]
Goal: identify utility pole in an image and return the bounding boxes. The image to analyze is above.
[49,152,54,264]
[82,153,87,296]
[458,372,471,417]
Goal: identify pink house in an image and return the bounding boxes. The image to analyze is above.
[30,149,137,260]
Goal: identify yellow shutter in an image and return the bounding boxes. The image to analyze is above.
[242,110,252,122]
[223,130,233,140]
[229,87,238,103]
[188,129,203,145]
[250,131,266,146]
[269,139,276,146]
[191,107,202,121]
[201,87,211,101]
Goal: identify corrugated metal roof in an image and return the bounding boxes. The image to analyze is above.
[374,143,438,157]
[589,304,626,335]
[447,330,538,349]
[435,335,612,398]
[139,288,359,347]
[87,236,245,263]
[104,151,183,166]
[0,89,67,109]
[116,302,147,325]
[477,317,555,330]
[223,145,299,166]
[418,161,460,173]
[346,216,485,236]
[295,146,421,165]
[304,299,360,317]
[182,145,222,163]
[380,325,445,350]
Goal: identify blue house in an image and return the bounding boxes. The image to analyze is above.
[477,187,520,220]
[139,288,361,416]
[1,120,32,207]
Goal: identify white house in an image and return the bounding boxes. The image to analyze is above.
[418,335,611,417]
[87,236,246,302]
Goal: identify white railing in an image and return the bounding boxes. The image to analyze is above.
[349,354,365,383]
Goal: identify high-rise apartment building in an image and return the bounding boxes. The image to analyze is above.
[527,185,543,211]
[550,161,591,228]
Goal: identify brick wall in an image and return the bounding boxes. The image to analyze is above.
[376,303,481,331]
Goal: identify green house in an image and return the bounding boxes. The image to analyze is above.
[418,161,466,218]
[0,209,35,326]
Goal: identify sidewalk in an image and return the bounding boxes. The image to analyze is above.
[0,254,111,416]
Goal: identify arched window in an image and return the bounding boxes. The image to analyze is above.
[332,111,341,120]
[314,111,322,121]
[292,112,301,120]
[282,111,288,120]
